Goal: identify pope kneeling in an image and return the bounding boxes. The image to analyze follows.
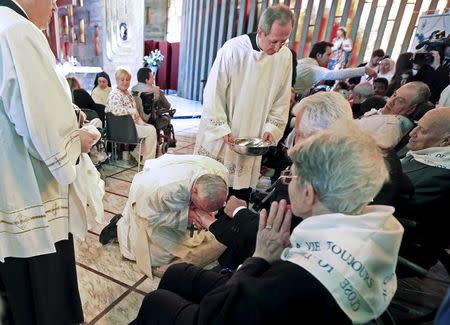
[117,154,228,277]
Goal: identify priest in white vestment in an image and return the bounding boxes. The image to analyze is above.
[0,0,97,323]
[117,154,228,277]
[194,4,293,195]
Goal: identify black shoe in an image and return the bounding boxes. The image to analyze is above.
[99,214,122,245]
[168,139,177,148]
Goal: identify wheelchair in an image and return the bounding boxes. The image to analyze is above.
[133,91,176,155]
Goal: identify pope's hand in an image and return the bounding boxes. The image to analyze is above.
[223,133,235,144]
[193,208,217,230]
[188,206,203,229]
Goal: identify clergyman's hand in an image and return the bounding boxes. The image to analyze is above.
[262,132,274,143]
[224,195,247,218]
[223,133,235,144]
[79,129,97,153]
[364,66,377,79]
[253,200,292,264]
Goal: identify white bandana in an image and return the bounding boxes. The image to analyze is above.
[281,206,404,324]
[407,147,450,170]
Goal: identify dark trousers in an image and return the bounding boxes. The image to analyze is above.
[0,234,84,325]
[132,263,231,325]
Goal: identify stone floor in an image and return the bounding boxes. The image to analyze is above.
[75,118,200,324]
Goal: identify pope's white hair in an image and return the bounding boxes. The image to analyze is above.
[195,174,227,207]
[290,125,388,214]
[294,91,353,138]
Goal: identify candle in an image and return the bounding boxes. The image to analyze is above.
[79,19,85,43]
[64,15,69,35]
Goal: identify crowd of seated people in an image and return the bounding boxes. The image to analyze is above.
[121,39,450,323]
[105,67,158,162]
[66,35,450,324]
[66,65,178,165]
[131,126,404,325]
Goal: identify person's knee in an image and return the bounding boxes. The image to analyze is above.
[162,263,191,281]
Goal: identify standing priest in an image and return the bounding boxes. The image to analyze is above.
[195,4,293,200]
[0,0,97,324]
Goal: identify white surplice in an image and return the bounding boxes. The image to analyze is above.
[194,35,292,189]
[0,7,82,261]
[117,154,228,277]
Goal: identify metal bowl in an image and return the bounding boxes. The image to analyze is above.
[228,137,274,156]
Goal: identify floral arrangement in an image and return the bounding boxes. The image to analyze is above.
[143,49,164,67]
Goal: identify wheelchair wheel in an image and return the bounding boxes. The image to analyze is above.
[160,142,169,154]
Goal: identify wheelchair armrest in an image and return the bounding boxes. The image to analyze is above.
[397,256,429,277]
[397,217,418,228]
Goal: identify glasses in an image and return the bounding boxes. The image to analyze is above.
[280,169,297,185]
[267,40,289,49]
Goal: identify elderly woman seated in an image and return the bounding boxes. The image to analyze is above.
[105,67,157,161]
[378,58,395,82]
[131,126,404,325]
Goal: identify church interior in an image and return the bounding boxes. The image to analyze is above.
[1,0,450,324]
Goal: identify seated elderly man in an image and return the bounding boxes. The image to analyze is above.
[116,154,228,277]
[132,127,404,325]
[351,82,386,118]
[361,81,433,154]
[396,107,450,268]
[192,91,405,269]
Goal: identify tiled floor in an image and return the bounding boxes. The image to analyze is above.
[75,118,201,324]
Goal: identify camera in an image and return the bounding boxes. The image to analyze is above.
[413,52,435,65]
[415,30,450,52]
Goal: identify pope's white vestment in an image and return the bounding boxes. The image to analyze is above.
[194,34,292,189]
[0,7,82,262]
[117,154,228,277]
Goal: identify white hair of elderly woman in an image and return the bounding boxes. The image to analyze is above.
[292,91,353,138]
[290,123,388,215]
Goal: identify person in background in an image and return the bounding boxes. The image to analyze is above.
[105,67,158,161]
[437,82,450,107]
[195,4,294,201]
[396,107,450,268]
[362,49,385,79]
[67,76,106,124]
[410,51,439,103]
[328,26,353,70]
[0,0,97,323]
[377,58,395,82]
[132,127,403,325]
[131,67,176,147]
[91,71,112,106]
[373,77,389,97]
[66,75,81,92]
[294,41,376,96]
[387,52,413,97]
[351,82,375,118]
